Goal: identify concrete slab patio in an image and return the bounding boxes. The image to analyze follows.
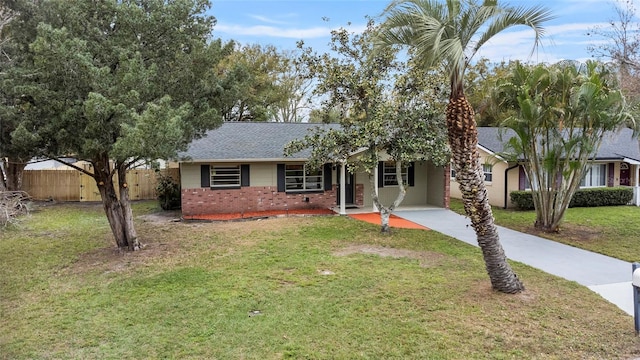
[394,209,634,316]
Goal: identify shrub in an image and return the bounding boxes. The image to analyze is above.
[510,187,633,210]
[510,191,535,210]
[569,187,633,207]
[156,173,181,210]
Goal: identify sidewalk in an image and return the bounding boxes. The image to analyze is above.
[394,209,634,316]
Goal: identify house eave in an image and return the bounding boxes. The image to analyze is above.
[623,157,640,165]
[477,144,508,163]
[180,158,309,163]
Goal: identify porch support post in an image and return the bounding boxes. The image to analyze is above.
[340,161,346,215]
[373,162,379,212]
[633,165,640,206]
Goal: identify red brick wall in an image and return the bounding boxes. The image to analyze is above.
[355,184,364,206]
[181,186,338,216]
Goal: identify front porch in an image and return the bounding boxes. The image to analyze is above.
[624,158,640,206]
[334,159,448,215]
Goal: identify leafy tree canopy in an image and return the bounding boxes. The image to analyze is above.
[217,43,286,122]
[1,0,235,249]
[495,60,635,231]
[286,20,450,232]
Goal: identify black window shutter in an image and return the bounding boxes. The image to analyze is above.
[277,164,286,192]
[241,164,250,187]
[323,163,333,191]
[608,162,614,187]
[378,161,384,188]
[201,165,210,188]
[408,162,415,187]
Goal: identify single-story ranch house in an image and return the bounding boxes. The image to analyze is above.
[178,122,449,217]
[452,127,640,208]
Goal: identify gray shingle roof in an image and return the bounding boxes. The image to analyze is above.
[477,127,516,154]
[179,123,640,163]
[179,122,341,162]
[477,127,640,162]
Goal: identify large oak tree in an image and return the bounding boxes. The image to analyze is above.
[2,0,233,250]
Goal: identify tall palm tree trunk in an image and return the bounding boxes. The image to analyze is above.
[447,94,524,293]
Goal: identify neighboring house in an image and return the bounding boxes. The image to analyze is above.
[24,157,78,170]
[450,127,640,208]
[178,122,449,216]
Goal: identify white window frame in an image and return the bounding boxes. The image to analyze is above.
[450,162,456,181]
[383,161,408,187]
[210,165,241,188]
[523,170,533,191]
[483,164,493,183]
[285,164,323,192]
[580,163,607,188]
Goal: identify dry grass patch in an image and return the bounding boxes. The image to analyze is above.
[2,202,640,359]
[333,244,446,268]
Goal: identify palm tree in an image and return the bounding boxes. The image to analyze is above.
[378,0,553,293]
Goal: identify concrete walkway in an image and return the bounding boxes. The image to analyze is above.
[395,209,634,316]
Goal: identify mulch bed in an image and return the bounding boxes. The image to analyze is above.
[183,208,335,221]
[182,209,430,230]
[347,212,430,230]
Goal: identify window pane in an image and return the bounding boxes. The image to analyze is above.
[383,161,407,186]
[597,164,607,186]
[211,165,240,187]
[581,164,607,188]
[285,164,323,191]
[483,164,493,182]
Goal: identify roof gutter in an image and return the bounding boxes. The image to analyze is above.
[180,158,310,163]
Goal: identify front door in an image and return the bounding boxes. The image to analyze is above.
[620,162,631,186]
[336,167,355,205]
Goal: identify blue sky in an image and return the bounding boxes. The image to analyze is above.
[208,0,637,64]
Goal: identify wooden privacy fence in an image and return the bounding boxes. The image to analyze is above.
[22,168,179,202]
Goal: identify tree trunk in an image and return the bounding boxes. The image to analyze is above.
[117,164,140,251]
[446,95,524,294]
[368,160,407,233]
[0,159,7,191]
[380,207,391,233]
[3,157,27,191]
[93,159,140,251]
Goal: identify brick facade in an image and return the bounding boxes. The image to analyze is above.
[355,184,365,206]
[182,185,340,216]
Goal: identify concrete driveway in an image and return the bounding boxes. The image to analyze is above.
[395,209,634,316]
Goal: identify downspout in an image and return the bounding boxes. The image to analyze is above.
[504,163,520,209]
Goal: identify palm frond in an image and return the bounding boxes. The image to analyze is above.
[472,4,555,60]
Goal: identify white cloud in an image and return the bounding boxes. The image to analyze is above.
[248,14,290,25]
[472,20,613,64]
[214,23,368,40]
[247,12,299,25]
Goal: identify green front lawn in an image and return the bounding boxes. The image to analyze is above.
[450,198,640,262]
[1,202,639,359]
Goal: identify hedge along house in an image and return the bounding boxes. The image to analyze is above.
[450,127,640,208]
[178,122,450,217]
